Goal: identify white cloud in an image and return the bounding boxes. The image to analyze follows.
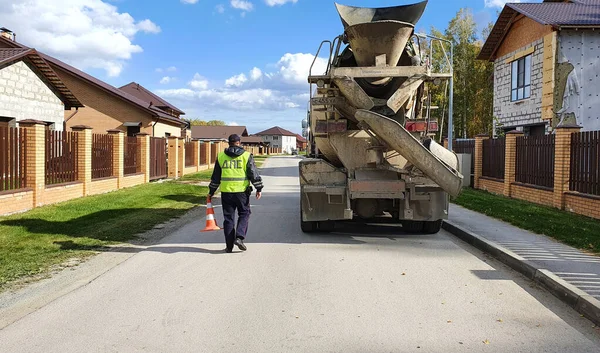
[264,0,297,6]
[231,0,253,11]
[0,0,160,77]
[160,76,174,84]
[181,0,199,4]
[225,73,248,87]
[167,66,177,72]
[484,0,520,8]
[189,73,209,90]
[228,122,240,126]
[250,67,262,80]
[216,4,226,13]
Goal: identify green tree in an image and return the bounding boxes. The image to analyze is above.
[189,119,227,126]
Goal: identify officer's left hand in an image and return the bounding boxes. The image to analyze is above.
[256,192,262,200]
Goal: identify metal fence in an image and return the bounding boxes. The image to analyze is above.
[570,130,600,196]
[92,133,114,179]
[453,139,475,185]
[515,134,555,189]
[45,130,78,185]
[124,136,139,175]
[200,142,208,165]
[0,126,27,191]
[185,140,195,167]
[482,138,505,180]
[149,137,167,180]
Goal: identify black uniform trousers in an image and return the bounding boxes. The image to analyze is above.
[221,192,251,250]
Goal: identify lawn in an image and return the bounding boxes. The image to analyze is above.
[452,188,600,254]
[0,181,207,290]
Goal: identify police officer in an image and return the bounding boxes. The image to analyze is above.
[208,134,263,253]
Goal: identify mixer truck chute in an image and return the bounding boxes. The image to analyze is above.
[300,0,463,234]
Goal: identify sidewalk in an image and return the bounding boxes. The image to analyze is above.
[444,204,600,325]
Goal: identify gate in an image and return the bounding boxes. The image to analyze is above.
[150,137,167,180]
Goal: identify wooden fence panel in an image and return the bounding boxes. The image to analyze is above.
[149,137,167,180]
[482,138,505,180]
[185,140,195,167]
[0,127,27,191]
[45,130,78,185]
[124,136,139,175]
[570,131,600,196]
[515,135,555,188]
[92,133,114,179]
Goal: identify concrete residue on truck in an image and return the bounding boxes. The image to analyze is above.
[300,0,464,234]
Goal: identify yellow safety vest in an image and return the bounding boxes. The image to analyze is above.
[217,151,251,193]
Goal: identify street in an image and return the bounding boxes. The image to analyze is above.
[1,156,599,352]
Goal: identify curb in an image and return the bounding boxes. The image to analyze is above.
[442,220,600,326]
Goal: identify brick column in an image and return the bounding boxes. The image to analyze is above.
[202,142,210,167]
[19,120,46,207]
[137,133,150,183]
[194,140,201,171]
[553,124,582,209]
[71,125,92,196]
[178,137,185,177]
[107,130,124,188]
[474,134,489,189]
[167,136,179,179]
[503,130,524,197]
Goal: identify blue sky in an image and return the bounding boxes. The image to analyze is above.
[0,0,534,134]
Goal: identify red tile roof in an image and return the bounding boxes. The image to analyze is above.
[0,48,83,109]
[119,82,185,116]
[255,126,297,136]
[241,135,265,144]
[295,134,307,143]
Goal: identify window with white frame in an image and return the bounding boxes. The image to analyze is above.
[511,54,531,101]
[273,135,279,140]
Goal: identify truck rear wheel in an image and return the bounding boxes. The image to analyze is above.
[401,220,424,233]
[300,198,317,233]
[423,220,443,234]
[318,221,335,233]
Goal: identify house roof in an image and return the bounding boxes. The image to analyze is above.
[295,134,307,143]
[191,125,249,140]
[478,0,600,61]
[241,136,264,144]
[0,36,186,127]
[255,126,297,136]
[0,48,83,109]
[119,82,185,116]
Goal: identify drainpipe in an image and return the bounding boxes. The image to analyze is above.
[152,116,159,137]
[64,108,79,130]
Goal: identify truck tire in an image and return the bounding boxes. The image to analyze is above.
[401,220,424,233]
[300,199,318,233]
[423,220,443,234]
[318,221,335,233]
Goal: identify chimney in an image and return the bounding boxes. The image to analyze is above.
[0,27,15,41]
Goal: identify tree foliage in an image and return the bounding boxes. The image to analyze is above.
[189,119,227,126]
[426,8,495,139]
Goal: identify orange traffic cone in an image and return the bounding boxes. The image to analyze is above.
[201,196,221,232]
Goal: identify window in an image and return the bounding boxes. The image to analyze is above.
[273,136,279,140]
[511,54,531,101]
[127,126,140,137]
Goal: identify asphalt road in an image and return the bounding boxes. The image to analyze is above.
[1,156,599,352]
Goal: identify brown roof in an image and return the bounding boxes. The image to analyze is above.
[0,36,186,127]
[255,126,297,136]
[241,136,264,144]
[119,82,185,116]
[478,0,600,61]
[295,134,307,143]
[191,125,249,140]
[0,48,83,109]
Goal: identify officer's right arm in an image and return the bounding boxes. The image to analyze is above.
[208,159,221,196]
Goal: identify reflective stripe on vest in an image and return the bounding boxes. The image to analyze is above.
[218,151,250,193]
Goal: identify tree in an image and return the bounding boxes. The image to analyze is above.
[189,119,227,126]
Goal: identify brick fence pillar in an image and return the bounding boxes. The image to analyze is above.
[137,133,150,183]
[71,125,92,196]
[107,130,124,189]
[553,124,582,209]
[503,130,524,197]
[178,137,185,177]
[19,120,46,207]
[474,134,489,189]
[167,136,179,179]
[194,140,201,171]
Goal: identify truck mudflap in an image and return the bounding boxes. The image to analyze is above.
[355,109,464,197]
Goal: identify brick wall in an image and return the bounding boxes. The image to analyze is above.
[479,178,504,196]
[564,193,600,220]
[493,39,545,132]
[0,61,64,130]
[511,183,554,207]
[0,122,214,216]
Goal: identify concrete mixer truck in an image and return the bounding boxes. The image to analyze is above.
[299,0,464,234]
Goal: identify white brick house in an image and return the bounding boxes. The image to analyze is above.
[478,0,600,136]
[0,46,82,130]
[255,126,297,154]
